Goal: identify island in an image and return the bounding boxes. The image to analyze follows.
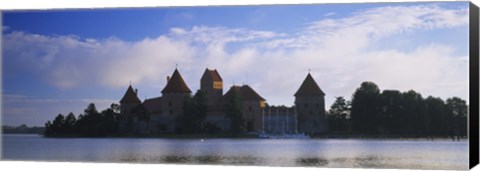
[43,67,467,140]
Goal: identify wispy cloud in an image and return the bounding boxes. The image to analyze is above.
[323,12,335,17]
[3,4,469,109]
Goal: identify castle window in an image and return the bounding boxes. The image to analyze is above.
[168,102,172,107]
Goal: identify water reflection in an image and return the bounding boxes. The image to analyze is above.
[2,135,469,170]
[295,157,329,166]
[119,155,265,165]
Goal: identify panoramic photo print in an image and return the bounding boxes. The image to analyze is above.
[1,1,471,170]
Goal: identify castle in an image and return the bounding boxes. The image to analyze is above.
[118,68,328,134]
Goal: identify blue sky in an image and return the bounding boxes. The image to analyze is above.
[2,2,469,126]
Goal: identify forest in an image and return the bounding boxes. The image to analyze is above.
[326,82,467,138]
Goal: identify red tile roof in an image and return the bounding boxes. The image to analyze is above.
[120,85,142,104]
[161,68,192,94]
[201,68,223,82]
[294,73,325,96]
[224,85,265,101]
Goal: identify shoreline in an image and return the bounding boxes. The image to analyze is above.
[3,132,468,141]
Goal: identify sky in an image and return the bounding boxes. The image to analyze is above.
[2,2,470,126]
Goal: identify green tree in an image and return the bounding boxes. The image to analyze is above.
[44,121,53,136]
[44,103,121,137]
[44,113,66,136]
[224,90,244,136]
[176,96,196,134]
[446,97,468,137]
[380,90,403,134]
[350,82,382,134]
[84,103,99,116]
[75,103,106,137]
[64,112,77,133]
[425,96,450,136]
[106,103,121,134]
[401,90,428,135]
[176,90,208,134]
[193,90,208,127]
[326,96,350,133]
[110,103,121,114]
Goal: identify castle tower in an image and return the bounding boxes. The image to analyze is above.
[161,68,192,132]
[294,73,328,134]
[119,84,142,115]
[200,68,223,112]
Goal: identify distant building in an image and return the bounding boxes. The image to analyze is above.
[118,68,328,134]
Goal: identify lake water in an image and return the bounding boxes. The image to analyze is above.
[1,134,469,170]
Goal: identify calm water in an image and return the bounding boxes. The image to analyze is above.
[1,134,469,170]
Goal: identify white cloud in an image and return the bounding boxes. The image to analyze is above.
[324,12,335,17]
[3,4,469,109]
[3,32,196,89]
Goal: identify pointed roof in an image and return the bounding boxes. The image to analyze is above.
[294,73,325,96]
[161,68,192,94]
[120,85,141,104]
[201,68,223,82]
[224,85,265,101]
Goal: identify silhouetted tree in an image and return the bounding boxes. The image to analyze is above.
[224,90,244,136]
[350,82,382,134]
[101,104,121,134]
[64,112,77,133]
[380,90,403,134]
[176,96,196,134]
[74,103,115,137]
[44,121,53,136]
[110,103,120,114]
[446,97,468,137]
[176,90,208,134]
[52,113,65,134]
[425,96,450,136]
[326,96,350,133]
[193,90,208,128]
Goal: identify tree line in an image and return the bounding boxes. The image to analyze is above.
[45,81,466,138]
[326,81,468,138]
[44,89,245,137]
[44,103,120,137]
[3,124,45,134]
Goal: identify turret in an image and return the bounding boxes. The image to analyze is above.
[119,85,142,115]
[161,68,192,132]
[200,68,223,111]
[294,73,328,134]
